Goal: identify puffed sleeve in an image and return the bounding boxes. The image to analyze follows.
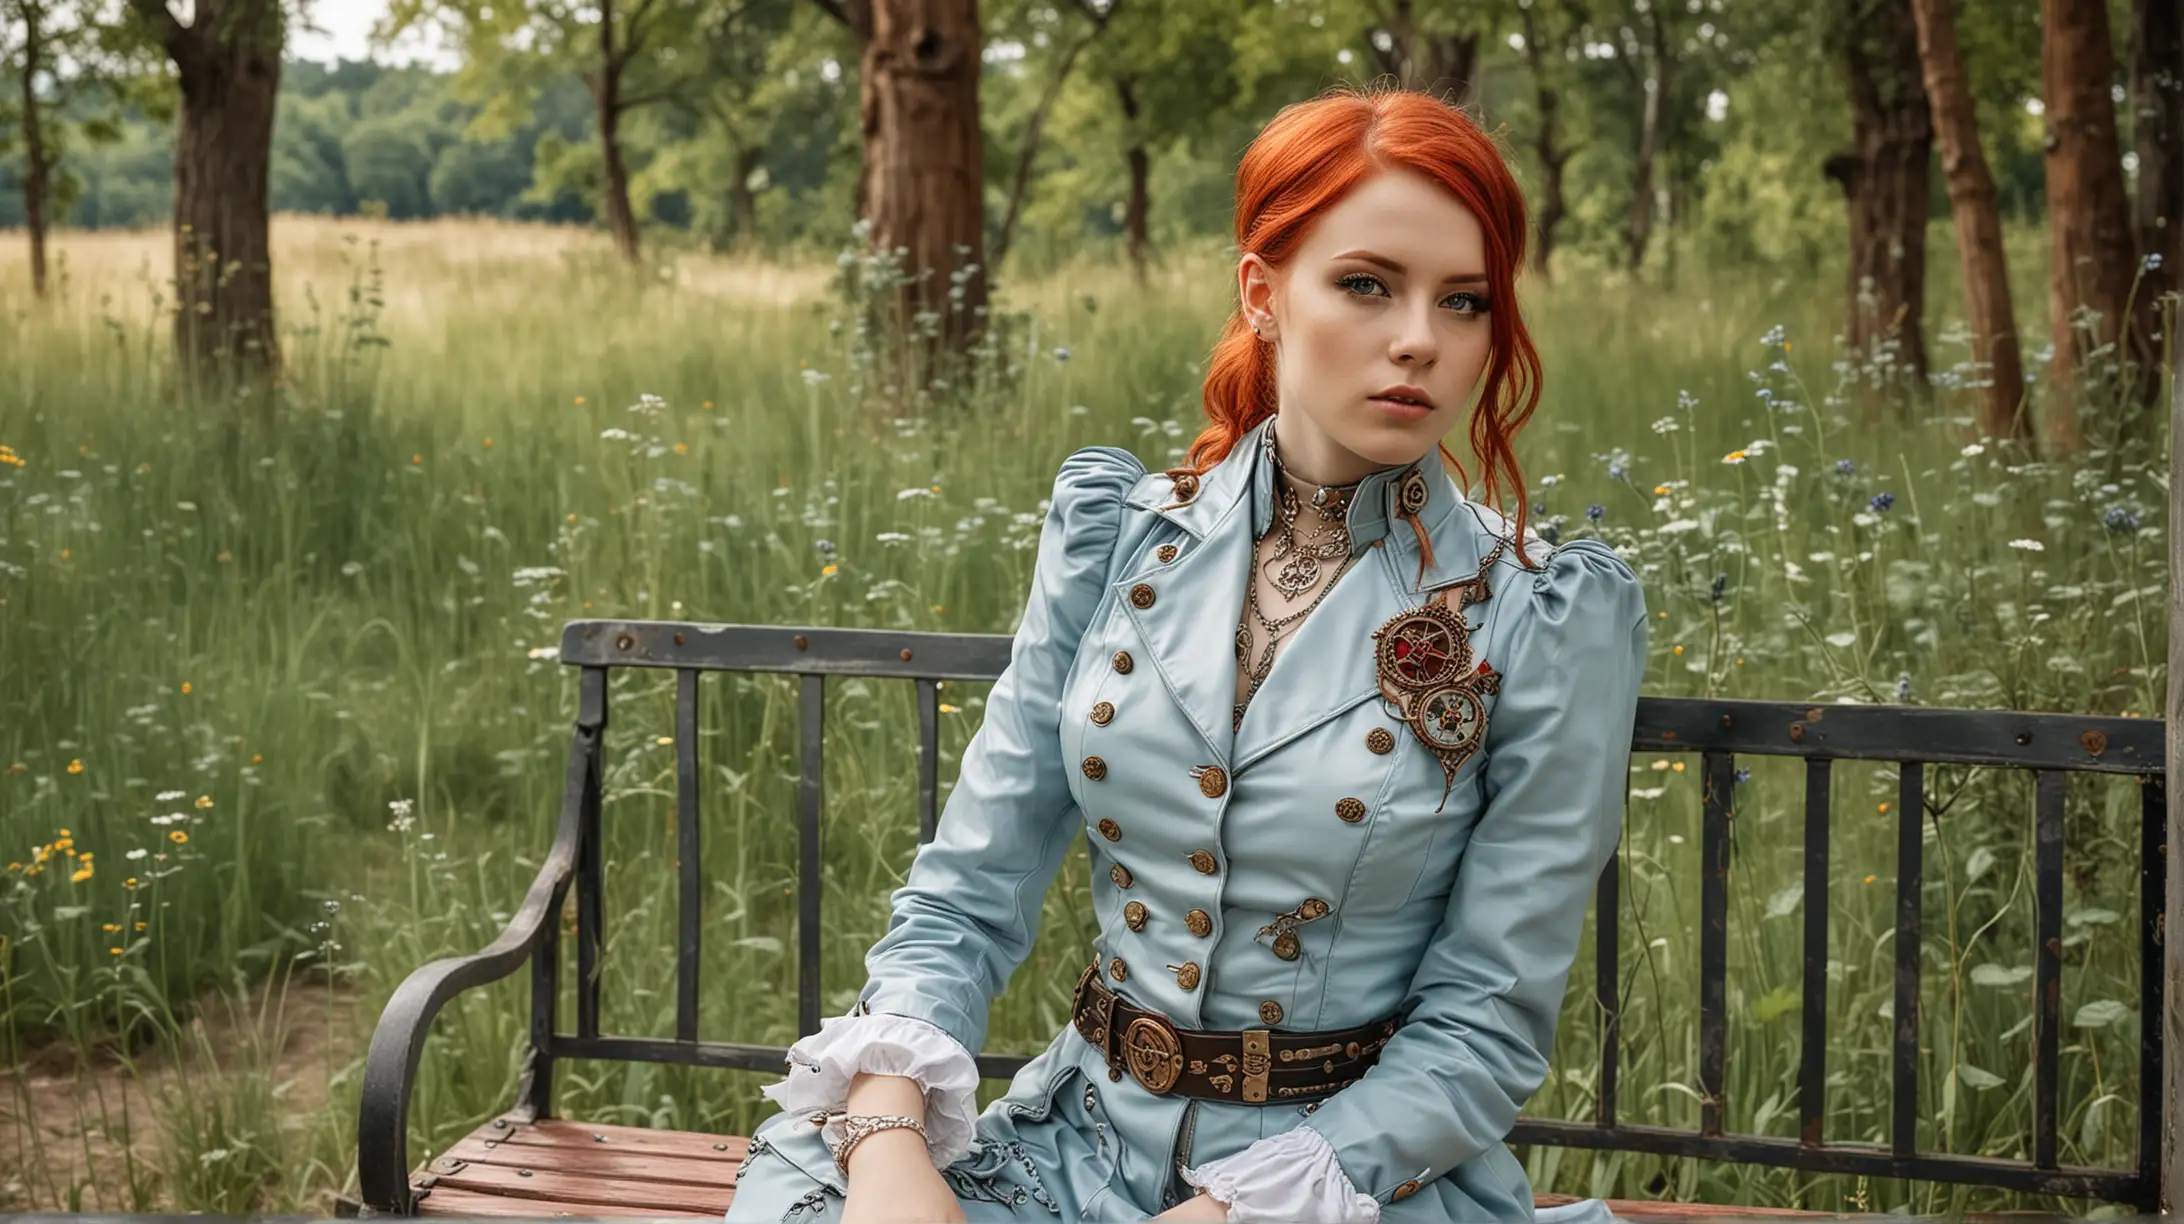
[756,446,1146,1167]
[1275,537,1649,1207]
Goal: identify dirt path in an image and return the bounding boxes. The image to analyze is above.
[1,977,364,1212]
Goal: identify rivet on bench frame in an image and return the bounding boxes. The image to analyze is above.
[615,632,634,651]
[794,634,809,650]
[900,648,914,661]
[593,1133,608,1142]
[518,1168,533,1177]
[713,1143,730,1151]
[674,632,686,646]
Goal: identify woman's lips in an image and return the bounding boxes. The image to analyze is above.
[1368,396,1434,421]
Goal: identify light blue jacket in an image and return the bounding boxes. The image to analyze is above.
[745,416,1648,1222]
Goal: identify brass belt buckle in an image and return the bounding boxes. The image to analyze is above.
[1122,1014,1185,1094]
[1240,1029,1272,1102]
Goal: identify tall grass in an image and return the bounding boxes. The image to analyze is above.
[0,214,2172,1215]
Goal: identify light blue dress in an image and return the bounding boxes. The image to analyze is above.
[727,417,1648,1222]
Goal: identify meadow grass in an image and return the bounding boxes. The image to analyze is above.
[0,213,2172,1215]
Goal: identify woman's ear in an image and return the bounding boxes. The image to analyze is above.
[1237,255,1279,342]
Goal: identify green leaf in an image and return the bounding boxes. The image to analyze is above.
[1763,883,1802,919]
[2065,907,2121,927]
[1970,963,2032,987]
[1956,1063,2005,1090]
[1752,984,1801,1024]
[1964,846,1996,883]
[2073,1000,2131,1028]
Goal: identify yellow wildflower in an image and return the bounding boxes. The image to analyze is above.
[71,866,93,883]
[821,564,839,576]
[169,830,189,844]
[135,922,146,931]
[939,703,961,714]
[1653,484,1670,496]
[124,877,138,890]
[103,923,122,932]
[1672,645,1684,656]
[1671,762,1686,773]
[67,759,85,774]
[566,513,578,523]
[1863,874,1876,885]
[194,795,214,809]
[181,681,192,694]
[110,947,123,956]
[674,442,689,455]
[483,438,494,449]
[656,736,674,745]
[412,454,422,464]
[574,396,587,406]
[1722,450,1747,465]
[251,754,262,764]
[1877,802,1890,814]
[60,548,71,561]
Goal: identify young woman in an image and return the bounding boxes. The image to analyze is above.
[725,85,1648,1224]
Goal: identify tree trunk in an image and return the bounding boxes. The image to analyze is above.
[131,0,285,397]
[1826,0,1932,394]
[727,144,763,251]
[991,26,1099,271]
[2042,0,2141,450]
[17,0,50,298]
[595,4,642,265]
[861,0,987,369]
[1115,72,1149,286]
[1910,0,2030,442]
[2130,0,2182,356]
[1367,0,1478,105]
[1520,4,1570,280]
[1625,8,1667,273]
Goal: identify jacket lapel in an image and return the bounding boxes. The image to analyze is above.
[1230,544,1401,772]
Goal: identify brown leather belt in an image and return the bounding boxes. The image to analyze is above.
[1069,961,1398,1104]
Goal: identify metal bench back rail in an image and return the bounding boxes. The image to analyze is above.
[356,619,2170,1214]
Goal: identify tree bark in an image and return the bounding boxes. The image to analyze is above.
[16,0,50,298]
[129,0,284,397]
[1624,5,1668,273]
[2041,0,2141,450]
[861,0,987,366]
[2130,0,2182,356]
[1910,0,2030,442]
[1519,4,1570,280]
[1826,0,1932,393]
[595,0,642,264]
[1115,72,1149,286]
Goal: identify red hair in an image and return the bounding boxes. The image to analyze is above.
[1181,84,1544,556]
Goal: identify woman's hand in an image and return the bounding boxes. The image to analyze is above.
[1152,1190,1232,1221]
[837,1130,967,1224]
[835,1073,966,1224]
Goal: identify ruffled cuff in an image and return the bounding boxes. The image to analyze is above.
[757,1010,982,1169]
[1180,1126,1382,1223]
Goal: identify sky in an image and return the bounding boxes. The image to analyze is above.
[286,0,459,69]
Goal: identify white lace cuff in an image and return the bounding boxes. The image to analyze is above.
[757,1010,982,1169]
[1180,1126,1382,1223]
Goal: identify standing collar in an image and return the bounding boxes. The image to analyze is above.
[1245,417,1440,556]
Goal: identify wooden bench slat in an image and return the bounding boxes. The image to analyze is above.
[416,1185,721,1219]
[483,1118,751,1161]
[427,1160,735,1215]
[438,1136,746,1188]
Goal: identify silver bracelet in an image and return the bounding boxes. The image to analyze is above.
[823,1111,929,1176]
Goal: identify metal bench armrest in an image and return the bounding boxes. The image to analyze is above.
[356,701,602,1215]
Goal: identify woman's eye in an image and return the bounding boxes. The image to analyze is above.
[1337,273,1490,315]
[1336,273,1386,297]
[1445,291,1491,315]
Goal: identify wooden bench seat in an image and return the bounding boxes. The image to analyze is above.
[406,1116,1839,1221]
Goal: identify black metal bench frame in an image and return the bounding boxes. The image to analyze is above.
[355,619,2172,1215]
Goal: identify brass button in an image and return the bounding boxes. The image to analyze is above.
[1188,849,1218,875]
[1129,583,1157,609]
[1110,863,1134,888]
[1335,797,1367,823]
[1259,1000,1284,1025]
[1273,930,1300,960]
[1391,1180,1421,1202]
[1195,765,1228,798]
[1299,897,1330,920]
[1098,818,1123,841]
[1082,756,1108,781]
[1112,650,1134,674]
[1090,701,1115,726]
[1366,728,1396,755]
[1172,961,1201,991]
[1171,472,1200,502]
[1185,909,1212,938]
[1157,544,1179,563]
[1109,957,1128,982]
[1124,901,1148,930]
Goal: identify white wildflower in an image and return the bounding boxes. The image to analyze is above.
[2009,538,2045,552]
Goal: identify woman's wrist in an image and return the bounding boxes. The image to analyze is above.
[845,1071,927,1119]
[840,1124,934,1178]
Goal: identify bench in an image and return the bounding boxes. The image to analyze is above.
[352,619,2175,1219]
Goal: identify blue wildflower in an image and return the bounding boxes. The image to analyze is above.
[1585,503,1605,522]
[2104,506,2141,533]
[1869,492,1895,513]
[1835,458,1856,476]
[1733,767,1752,785]
[2145,252,2165,273]
[1709,572,1727,603]
[1608,464,1626,480]
[815,538,837,555]
[1531,501,1547,515]
[1896,673,1912,702]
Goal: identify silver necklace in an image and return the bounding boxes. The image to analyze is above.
[1262,434,1356,601]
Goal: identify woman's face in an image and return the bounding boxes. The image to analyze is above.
[1239,167,1496,485]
